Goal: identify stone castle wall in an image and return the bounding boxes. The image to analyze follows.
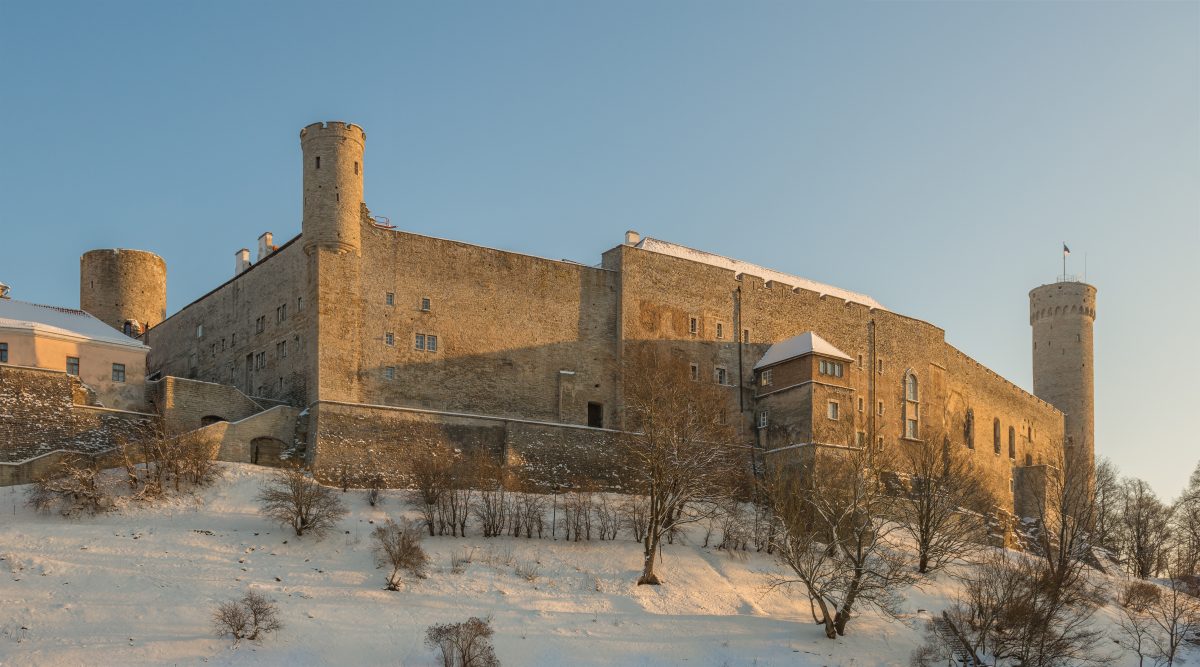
[144,238,309,405]
[0,365,155,483]
[147,376,271,434]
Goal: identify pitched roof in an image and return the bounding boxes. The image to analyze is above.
[754,331,851,370]
[632,237,886,310]
[0,299,147,349]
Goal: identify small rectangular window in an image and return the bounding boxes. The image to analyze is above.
[743,329,750,343]
[256,316,265,334]
[716,323,724,339]
[427,335,437,352]
[828,401,839,420]
[757,411,769,429]
[689,317,698,335]
[421,297,431,312]
[858,354,863,368]
[0,342,7,363]
[384,366,395,380]
[112,363,125,383]
[858,397,864,412]
[66,356,79,376]
[760,369,773,387]
[834,363,843,378]
[877,359,884,373]
[715,367,727,385]
[385,332,394,346]
[354,161,359,175]
[906,419,918,439]
[386,292,394,306]
[297,296,303,311]
[820,360,828,374]
[196,324,203,338]
[690,363,699,381]
[878,401,885,415]
[415,334,425,351]
[315,156,321,169]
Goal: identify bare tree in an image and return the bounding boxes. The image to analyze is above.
[1028,448,1095,595]
[424,616,500,667]
[27,455,110,516]
[257,468,347,537]
[408,447,454,536]
[372,519,429,590]
[1115,580,1160,667]
[619,346,742,585]
[1147,573,1200,666]
[766,442,915,638]
[892,435,993,573]
[1170,462,1200,576]
[472,454,510,538]
[1092,457,1123,557]
[212,589,282,644]
[1119,478,1173,579]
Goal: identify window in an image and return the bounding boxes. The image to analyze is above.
[255,316,265,334]
[877,400,885,416]
[384,366,395,380]
[689,317,698,335]
[819,360,844,377]
[715,367,728,385]
[315,156,320,169]
[964,408,975,449]
[123,322,132,336]
[858,397,864,412]
[415,334,425,351]
[877,359,884,374]
[827,401,839,420]
[66,356,79,376]
[297,296,303,311]
[386,292,394,306]
[255,351,266,369]
[716,323,724,339]
[743,329,750,343]
[0,342,6,363]
[587,402,604,428]
[690,363,700,381]
[385,332,394,346]
[1008,426,1016,459]
[993,418,1002,454]
[760,369,773,387]
[111,363,125,383]
[276,304,287,323]
[1025,453,1033,466]
[196,324,203,338]
[858,354,863,368]
[717,410,728,425]
[757,411,769,429]
[354,161,359,175]
[232,332,237,346]
[857,432,866,446]
[904,372,919,439]
[276,341,287,358]
[421,297,431,312]
[427,335,437,352]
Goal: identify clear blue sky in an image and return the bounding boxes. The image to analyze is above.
[1,1,1196,498]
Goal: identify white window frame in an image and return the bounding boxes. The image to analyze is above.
[760,369,773,387]
[385,332,394,346]
[714,366,728,385]
[757,410,769,429]
[827,401,839,421]
[386,292,394,306]
[689,317,698,335]
[420,297,431,312]
[716,322,724,339]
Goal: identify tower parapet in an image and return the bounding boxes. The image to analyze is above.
[300,121,365,255]
[80,248,166,336]
[1029,280,1096,471]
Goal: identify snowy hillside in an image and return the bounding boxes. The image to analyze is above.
[0,464,1191,666]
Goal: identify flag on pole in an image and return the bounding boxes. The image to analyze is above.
[1063,243,1070,256]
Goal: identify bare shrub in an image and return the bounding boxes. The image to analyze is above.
[1147,575,1200,666]
[1120,580,1163,610]
[473,455,510,538]
[514,560,540,582]
[450,547,475,574]
[257,468,347,538]
[439,456,477,537]
[593,494,621,541]
[716,499,751,552]
[117,428,221,498]
[560,486,596,542]
[212,589,282,644]
[366,471,385,507]
[511,490,546,539]
[27,455,110,517]
[409,448,453,536]
[621,495,649,542]
[424,616,500,667]
[372,519,429,590]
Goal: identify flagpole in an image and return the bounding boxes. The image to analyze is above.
[1062,241,1066,281]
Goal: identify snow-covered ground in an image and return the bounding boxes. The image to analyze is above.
[0,464,1191,666]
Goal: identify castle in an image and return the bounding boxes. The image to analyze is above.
[7,121,1096,513]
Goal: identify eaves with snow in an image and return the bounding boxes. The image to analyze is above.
[0,299,147,349]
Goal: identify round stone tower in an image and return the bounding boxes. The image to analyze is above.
[1029,280,1097,470]
[300,121,365,255]
[80,248,167,336]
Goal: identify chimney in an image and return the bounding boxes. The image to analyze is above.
[257,232,274,262]
[235,249,251,276]
[624,230,641,246]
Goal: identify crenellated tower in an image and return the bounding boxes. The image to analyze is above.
[300,121,366,405]
[1029,280,1097,472]
[80,248,167,337]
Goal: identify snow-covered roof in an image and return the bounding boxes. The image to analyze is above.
[0,299,147,349]
[632,237,886,310]
[754,331,851,370]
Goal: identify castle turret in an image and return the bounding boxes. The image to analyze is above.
[300,121,365,255]
[80,248,167,337]
[299,121,366,407]
[1030,280,1097,471]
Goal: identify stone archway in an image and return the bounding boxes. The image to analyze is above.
[251,437,287,467]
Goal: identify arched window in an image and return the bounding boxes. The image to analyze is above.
[1008,426,1016,459]
[964,408,974,449]
[993,418,1001,454]
[903,371,920,439]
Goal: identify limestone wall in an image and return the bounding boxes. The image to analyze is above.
[185,405,302,464]
[148,376,269,434]
[79,248,167,332]
[144,238,308,404]
[0,365,155,468]
[308,401,620,491]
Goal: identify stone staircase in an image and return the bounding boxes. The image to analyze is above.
[930,612,985,666]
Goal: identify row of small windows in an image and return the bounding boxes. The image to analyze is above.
[313,156,360,175]
[819,360,844,377]
[691,362,730,385]
[687,316,745,342]
[197,299,302,342]
[49,355,125,382]
[385,292,432,312]
[383,332,439,352]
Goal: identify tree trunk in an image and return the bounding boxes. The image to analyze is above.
[639,533,661,585]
